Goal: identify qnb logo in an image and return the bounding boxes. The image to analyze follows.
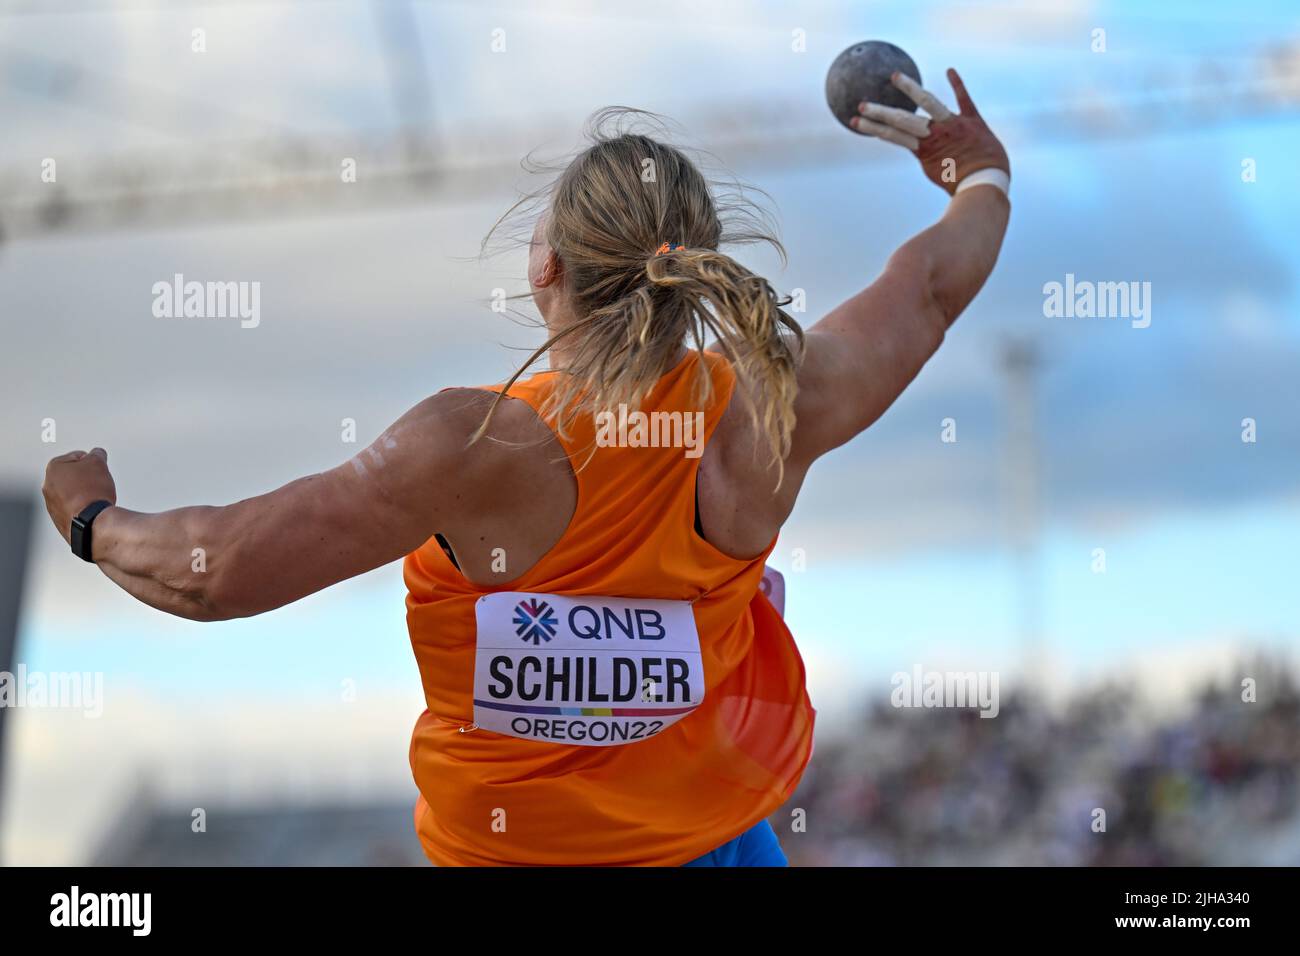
[513,598,558,645]
[568,604,666,641]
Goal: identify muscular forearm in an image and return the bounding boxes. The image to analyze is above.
[42,394,472,625]
[90,475,337,622]
[92,505,231,621]
[855,67,1010,331]
[87,459,439,622]
[893,185,1010,329]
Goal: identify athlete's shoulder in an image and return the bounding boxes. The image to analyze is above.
[405,386,560,465]
[415,386,495,430]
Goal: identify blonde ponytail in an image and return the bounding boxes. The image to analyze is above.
[644,248,802,478]
[478,108,804,486]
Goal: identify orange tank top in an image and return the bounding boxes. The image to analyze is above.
[403,350,815,866]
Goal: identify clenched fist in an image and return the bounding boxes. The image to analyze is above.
[43,448,116,545]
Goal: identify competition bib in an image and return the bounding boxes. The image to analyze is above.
[473,592,705,747]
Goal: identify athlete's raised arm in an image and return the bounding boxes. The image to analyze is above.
[40,390,490,622]
[789,67,1011,465]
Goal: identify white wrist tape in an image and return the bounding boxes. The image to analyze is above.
[955,168,1010,197]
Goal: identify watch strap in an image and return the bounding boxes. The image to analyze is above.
[71,499,113,562]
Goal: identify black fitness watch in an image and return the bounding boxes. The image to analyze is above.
[70,499,113,562]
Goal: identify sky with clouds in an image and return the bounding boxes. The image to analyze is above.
[1,0,1298,862]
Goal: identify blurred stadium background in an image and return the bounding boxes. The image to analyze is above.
[1,0,1298,865]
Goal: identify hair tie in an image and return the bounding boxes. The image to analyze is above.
[654,242,685,256]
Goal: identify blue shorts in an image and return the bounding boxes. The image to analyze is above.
[682,819,788,867]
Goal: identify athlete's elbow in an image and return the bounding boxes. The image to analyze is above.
[912,280,950,359]
[178,598,232,623]
[884,244,949,347]
[149,566,231,621]
[172,539,256,621]
[157,517,244,621]
[191,567,267,622]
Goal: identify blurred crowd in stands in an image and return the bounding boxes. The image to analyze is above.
[778,658,1300,866]
[95,658,1299,865]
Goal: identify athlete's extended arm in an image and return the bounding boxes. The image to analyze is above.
[790,68,1011,464]
[41,390,485,621]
